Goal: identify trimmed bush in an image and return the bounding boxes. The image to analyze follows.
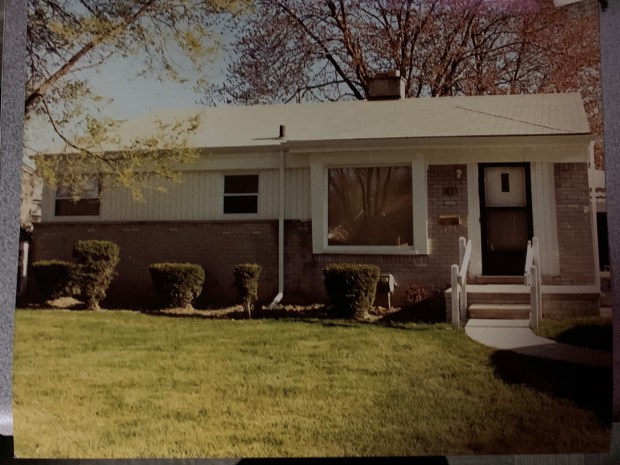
[404,283,432,306]
[72,240,120,310]
[31,260,76,302]
[233,263,261,318]
[149,263,205,309]
[323,263,380,318]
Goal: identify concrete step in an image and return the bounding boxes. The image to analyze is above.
[472,275,525,285]
[467,291,530,305]
[468,303,531,319]
[466,318,530,328]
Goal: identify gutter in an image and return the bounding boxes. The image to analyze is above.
[269,126,287,309]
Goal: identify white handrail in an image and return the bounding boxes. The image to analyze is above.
[451,237,471,327]
[524,237,542,329]
[458,240,472,284]
[524,240,533,285]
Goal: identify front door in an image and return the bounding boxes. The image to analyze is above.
[479,163,533,276]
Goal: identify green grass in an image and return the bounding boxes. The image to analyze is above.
[535,317,612,352]
[13,310,611,458]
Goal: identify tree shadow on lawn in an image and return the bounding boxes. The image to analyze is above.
[553,324,612,352]
[490,349,612,424]
[380,292,446,324]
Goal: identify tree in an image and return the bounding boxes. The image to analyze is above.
[205,0,604,167]
[27,0,247,198]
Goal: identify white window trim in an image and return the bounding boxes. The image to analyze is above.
[220,172,261,219]
[310,155,428,255]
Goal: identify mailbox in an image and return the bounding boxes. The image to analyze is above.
[379,274,396,294]
[379,274,397,310]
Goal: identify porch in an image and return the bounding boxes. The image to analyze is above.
[445,237,602,329]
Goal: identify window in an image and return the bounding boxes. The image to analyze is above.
[311,158,427,254]
[328,166,413,246]
[54,180,100,216]
[223,174,259,214]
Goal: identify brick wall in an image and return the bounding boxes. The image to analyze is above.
[31,164,469,309]
[554,163,596,284]
[31,221,279,308]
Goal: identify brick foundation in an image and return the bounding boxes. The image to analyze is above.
[31,220,279,308]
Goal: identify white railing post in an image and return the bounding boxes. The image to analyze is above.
[458,237,466,318]
[529,265,540,330]
[18,241,29,296]
[532,237,540,268]
[451,264,460,327]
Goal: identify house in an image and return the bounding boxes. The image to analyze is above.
[31,76,600,318]
[17,163,42,297]
[21,162,42,228]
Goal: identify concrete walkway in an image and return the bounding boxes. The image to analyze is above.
[465,319,612,367]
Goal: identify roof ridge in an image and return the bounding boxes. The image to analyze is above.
[454,104,583,134]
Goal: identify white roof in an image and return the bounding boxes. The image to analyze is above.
[50,92,591,153]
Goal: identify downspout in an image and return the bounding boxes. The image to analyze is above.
[269,125,286,309]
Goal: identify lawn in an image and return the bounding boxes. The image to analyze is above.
[13,309,611,458]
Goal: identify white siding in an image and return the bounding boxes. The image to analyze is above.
[44,168,312,222]
[531,162,560,276]
[101,172,221,221]
[285,168,311,220]
[260,169,279,219]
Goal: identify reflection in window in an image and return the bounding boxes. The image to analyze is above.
[328,166,413,246]
[223,174,259,214]
[54,179,100,216]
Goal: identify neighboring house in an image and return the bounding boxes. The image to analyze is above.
[31,75,600,318]
[590,168,609,271]
[21,163,42,228]
[18,163,43,296]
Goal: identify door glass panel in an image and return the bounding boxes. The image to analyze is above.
[484,167,526,207]
[486,210,529,251]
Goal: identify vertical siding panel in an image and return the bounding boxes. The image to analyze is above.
[261,169,278,219]
[208,172,219,219]
[191,172,199,220]
[163,178,172,220]
[302,168,310,219]
[284,168,310,220]
[143,187,153,221]
[172,173,185,220]
[261,170,268,219]
[200,171,208,219]
[99,188,112,220]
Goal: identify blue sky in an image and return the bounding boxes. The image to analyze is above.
[24,28,231,155]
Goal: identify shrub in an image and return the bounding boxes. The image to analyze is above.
[404,283,432,306]
[149,263,205,309]
[72,240,120,310]
[233,264,261,318]
[323,263,380,318]
[31,260,76,302]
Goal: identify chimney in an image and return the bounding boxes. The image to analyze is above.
[367,70,405,100]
